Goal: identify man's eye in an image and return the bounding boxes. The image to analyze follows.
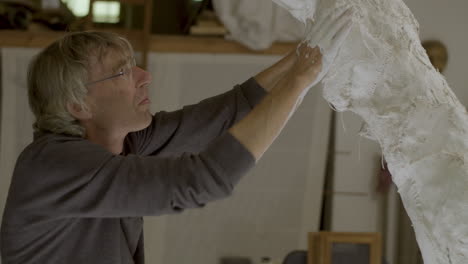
[120,68,132,79]
[118,69,127,76]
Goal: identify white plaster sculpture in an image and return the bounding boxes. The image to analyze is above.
[273,0,468,263]
[212,0,305,50]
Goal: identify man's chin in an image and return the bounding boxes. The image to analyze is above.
[132,112,153,132]
[143,112,153,128]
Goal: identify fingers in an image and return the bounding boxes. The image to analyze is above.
[311,48,323,68]
[297,42,317,56]
[299,45,322,68]
[296,41,306,57]
[291,44,323,91]
[306,46,317,59]
[299,44,316,57]
[309,46,322,61]
[294,5,353,89]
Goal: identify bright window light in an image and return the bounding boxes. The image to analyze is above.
[93,1,121,23]
[62,0,90,17]
[61,0,120,23]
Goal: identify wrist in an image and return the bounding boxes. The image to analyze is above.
[287,72,311,92]
[275,72,309,98]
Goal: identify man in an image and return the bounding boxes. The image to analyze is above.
[0,8,352,264]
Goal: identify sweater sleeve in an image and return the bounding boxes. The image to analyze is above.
[1,132,254,229]
[124,78,266,156]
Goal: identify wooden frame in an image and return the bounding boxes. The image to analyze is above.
[308,232,382,264]
[0,31,296,55]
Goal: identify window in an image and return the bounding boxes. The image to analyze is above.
[61,0,121,23]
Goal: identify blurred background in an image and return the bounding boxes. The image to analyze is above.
[1,1,467,264]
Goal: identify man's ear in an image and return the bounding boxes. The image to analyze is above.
[67,102,92,120]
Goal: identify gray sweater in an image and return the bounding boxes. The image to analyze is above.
[0,78,266,264]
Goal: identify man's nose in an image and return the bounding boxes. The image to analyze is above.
[133,66,152,87]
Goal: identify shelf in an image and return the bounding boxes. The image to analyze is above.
[149,35,296,55]
[0,30,296,55]
[96,0,145,4]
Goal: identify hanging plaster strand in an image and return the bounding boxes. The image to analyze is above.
[273,0,468,263]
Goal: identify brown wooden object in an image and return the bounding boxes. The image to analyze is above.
[0,30,296,55]
[422,40,448,73]
[308,232,382,264]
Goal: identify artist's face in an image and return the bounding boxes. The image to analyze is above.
[85,49,152,134]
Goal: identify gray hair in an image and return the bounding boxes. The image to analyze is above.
[27,31,134,137]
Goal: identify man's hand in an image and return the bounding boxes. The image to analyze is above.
[229,46,322,161]
[229,7,354,161]
[255,6,353,95]
[290,43,323,91]
[303,7,354,89]
[254,50,297,92]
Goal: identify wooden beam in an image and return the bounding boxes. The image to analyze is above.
[0,30,297,55]
[95,0,145,4]
[0,30,64,48]
[150,35,296,55]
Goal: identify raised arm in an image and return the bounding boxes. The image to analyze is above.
[229,7,354,161]
[254,50,297,92]
[125,79,265,156]
[229,45,323,161]
[1,131,254,228]
[125,50,300,156]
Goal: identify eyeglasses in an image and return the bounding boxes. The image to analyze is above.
[85,71,126,86]
[85,57,136,86]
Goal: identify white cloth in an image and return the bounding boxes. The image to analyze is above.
[272,0,318,24]
[276,0,468,264]
[300,7,353,92]
[212,0,305,50]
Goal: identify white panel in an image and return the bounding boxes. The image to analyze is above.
[331,109,382,235]
[270,106,319,153]
[385,185,400,264]
[0,48,39,229]
[145,52,331,264]
[148,53,282,112]
[331,194,381,232]
[297,85,331,247]
[332,149,381,193]
[237,150,311,193]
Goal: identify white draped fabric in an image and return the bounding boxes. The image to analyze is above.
[212,0,305,50]
[275,0,468,263]
[0,49,330,264]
